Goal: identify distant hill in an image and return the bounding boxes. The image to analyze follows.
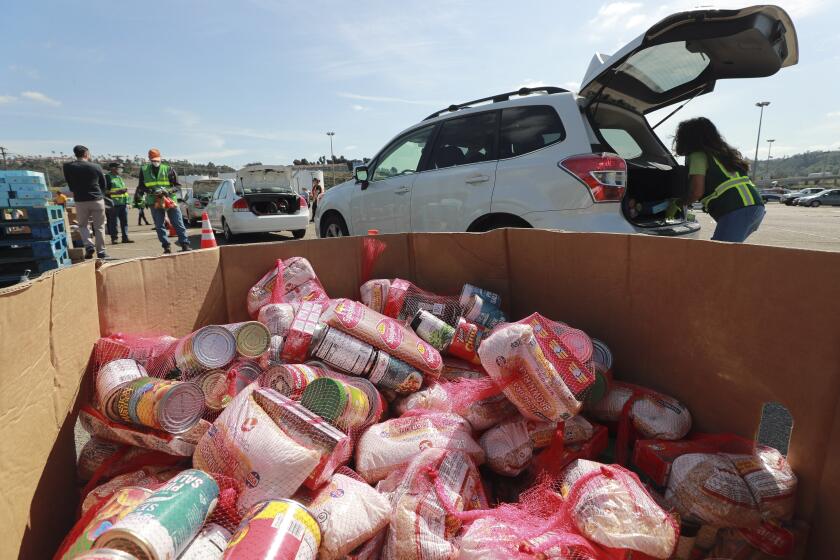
[1,156,236,189]
[752,150,840,179]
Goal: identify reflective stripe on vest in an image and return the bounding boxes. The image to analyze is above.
[700,157,755,210]
[142,163,172,191]
[107,174,131,204]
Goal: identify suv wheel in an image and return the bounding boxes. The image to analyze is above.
[222,218,237,243]
[321,213,349,237]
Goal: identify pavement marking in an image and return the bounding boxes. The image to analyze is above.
[760,224,840,241]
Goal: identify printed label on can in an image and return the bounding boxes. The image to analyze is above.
[226,500,320,560]
[312,328,375,376]
[367,353,423,394]
[96,360,146,407]
[375,318,404,350]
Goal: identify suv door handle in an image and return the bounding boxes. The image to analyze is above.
[465,175,490,184]
[395,186,410,194]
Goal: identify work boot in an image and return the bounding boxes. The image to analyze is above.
[84,247,95,259]
[122,238,134,244]
[97,251,108,259]
[163,246,172,255]
[179,242,193,252]
[111,237,118,244]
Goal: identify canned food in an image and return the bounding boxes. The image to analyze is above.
[197,369,229,411]
[108,377,205,434]
[460,283,501,307]
[591,338,613,373]
[60,486,154,559]
[583,364,612,407]
[261,364,323,400]
[300,377,370,431]
[225,359,264,399]
[309,325,378,376]
[447,318,486,365]
[366,351,424,394]
[342,375,386,426]
[97,359,147,409]
[410,309,455,352]
[175,326,237,374]
[224,499,320,560]
[225,321,271,357]
[95,469,219,560]
[261,335,285,368]
[177,523,231,560]
[460,294,506,329]
[73,549,139,560]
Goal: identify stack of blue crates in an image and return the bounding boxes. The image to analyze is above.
[0,170,71,282]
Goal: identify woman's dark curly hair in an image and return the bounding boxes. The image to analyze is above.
[673,117,750,175]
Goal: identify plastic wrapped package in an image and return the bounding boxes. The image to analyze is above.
[294,472,391,560]
[727,446,798,521]
[193,384,321,515]
[381,278,463,325]
[561,415,595,446]
[256,302,297,336]
[360,279,391,314]
[383,448,487,560]
[355,411,484,483]
[478,321,582,422]
[76,437,183,483]
[246,257,329,317]
[93,334,178,372]
[346,527,387,560]
[459,518,597,560]
[588,382,692,440]
[561,459,678,558]
[480,418,533,476]
[281,300,326,363]
[709,521,803,559]
[80,466,181,515]
[321,298,443,377]
[393,380,518,432]
[666,453,763,528]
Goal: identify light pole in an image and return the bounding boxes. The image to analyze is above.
[326,131,335,187]
[753,101,770,181]
[766,139,775,181]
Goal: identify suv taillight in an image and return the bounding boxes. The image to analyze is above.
[299,195,308,208]
[232,198,249,212]
[560,153,626,202]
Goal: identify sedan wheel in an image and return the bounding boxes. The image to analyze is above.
[811,200,821,208]
[222,219,237,243]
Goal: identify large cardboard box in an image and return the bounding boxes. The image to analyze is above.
[2,230,840,559]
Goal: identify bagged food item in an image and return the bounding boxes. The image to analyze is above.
[709,521,802,559]
[77,437,182,482]
[282,300,326,363]
[355,412,484,483]
[441,357,486,380]
[251,387,353,489]
[480,418,533,476]
[257,302,297,336]
[346,527,387,560]
[81,467,180,515]
[296,473,391,560]
[246,257,329,317]
[93,334,178,372]
[360,279,391,314]
[588,382,692,440]
[532,424,610,479]
[384,448,487,560]
[393,380,518,432]
[79,406,209,457]
[478,321,581,422]
[561,459,678,558]
[458,518,595,560]
[666,453,762,528]
[55,486,154,559]
[382,278,462,325]
[561,415,594,446]
[321,298,443,377]
[727,446,797,521]
[193,384,321,515]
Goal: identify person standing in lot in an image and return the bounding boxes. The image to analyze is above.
[310,177,324,222]
[134,191,151,226]
[137,148,191,254]
[62,145,108,259]
[106,162,133,243]
[675,117,765,243]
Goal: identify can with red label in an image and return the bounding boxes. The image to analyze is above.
[224,499,320,560]
[447,318,486,365]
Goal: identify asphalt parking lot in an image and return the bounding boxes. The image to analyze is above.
[97,203,840,261]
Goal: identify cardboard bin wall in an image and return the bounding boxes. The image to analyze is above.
[2,230,839,559]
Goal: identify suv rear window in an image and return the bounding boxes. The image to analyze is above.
[429,112,498,169]
[499,105,565,158]
[600,128,643,159]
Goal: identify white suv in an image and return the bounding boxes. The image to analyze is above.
[316,5,797,239]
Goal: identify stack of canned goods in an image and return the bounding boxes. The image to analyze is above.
[174,326,237,376]
[223,321,271,358]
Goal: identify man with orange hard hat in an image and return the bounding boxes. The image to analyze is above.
[136,147,191,253]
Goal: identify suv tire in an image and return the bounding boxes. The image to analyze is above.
[321,213,349,237]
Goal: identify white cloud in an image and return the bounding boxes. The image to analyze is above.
[338,92,439,106]
[0,95,16,104]
[344,145,357,151]
[351,104,368,112]
[165,108,201,128]
[171,149,247,160]
[20,91,60,107]
[827,111,840,118]
[590,2,645,30]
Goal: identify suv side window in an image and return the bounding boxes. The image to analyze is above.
[428,112,499,170]
[499,105,565,158]
[371,125,435,181]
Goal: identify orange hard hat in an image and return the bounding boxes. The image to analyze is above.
[148,148,161,161]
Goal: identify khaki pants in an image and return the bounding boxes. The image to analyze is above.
[75,200,107,254]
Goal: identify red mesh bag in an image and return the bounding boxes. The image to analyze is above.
[247,257,329,318]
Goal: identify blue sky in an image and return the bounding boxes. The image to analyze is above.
[1,0,837,167]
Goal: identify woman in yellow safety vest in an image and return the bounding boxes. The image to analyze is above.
[674,117,765,243]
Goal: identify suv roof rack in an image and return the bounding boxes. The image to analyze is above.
[423,86,569,121]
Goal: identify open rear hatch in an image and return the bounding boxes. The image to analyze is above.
[579,4,797,233]
[241,190,301,215]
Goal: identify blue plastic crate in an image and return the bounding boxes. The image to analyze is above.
[0,170,46,179]
[9,198,49,208]
[0,219,66,241]
[0,253,71,277]
[0,234,68,260]
[9,183,49,194]
[0,205,64,223]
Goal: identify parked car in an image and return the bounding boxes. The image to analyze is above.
[315,5,798,239]
[760,189,790,203]
[204,179,309,242]
[782,188,824,206]
[179,179,223,225]
[797,188,840,207]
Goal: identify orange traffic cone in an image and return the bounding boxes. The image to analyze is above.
[166,218,177,237]
[200,212,218,249]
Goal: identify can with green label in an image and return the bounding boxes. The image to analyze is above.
[95,469,219,560]
[300,376,370,431]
